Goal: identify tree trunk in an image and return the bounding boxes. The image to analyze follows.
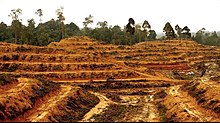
[15,32,18,44]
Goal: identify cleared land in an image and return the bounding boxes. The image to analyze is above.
[0,36,220,122]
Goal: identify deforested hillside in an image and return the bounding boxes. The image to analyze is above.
[0,36,220,122]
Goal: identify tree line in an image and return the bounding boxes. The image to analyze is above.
[0,8,219,46]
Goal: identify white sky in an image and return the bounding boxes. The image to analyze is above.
[0,0,220,33]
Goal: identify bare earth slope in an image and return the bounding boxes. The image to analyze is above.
[0,36,220,122]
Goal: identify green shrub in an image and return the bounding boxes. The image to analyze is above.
[3,55,10,61]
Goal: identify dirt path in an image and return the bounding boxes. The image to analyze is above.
[0,61,114,65]
[0,78,32,96]
[80,92,115,122]
[0,70,130,74]
[115,60,187,83]
[26,85,72,122]
[118,95,161,122]
[167,85,220,122]
[80,90,161,122]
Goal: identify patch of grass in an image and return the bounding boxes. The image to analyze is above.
[49,56,56,62]
[38,64,47,72]
[0,74,16,86]
[3,55,10,61]
[117,45,125,49]
[37,47,54,54]
[52,65,63,71]
[154,90,167,99]
[124,55,132,60]
[210,75,220,82]
[2,63,10,71]
[183,74,195,80]
[21,55,27,60]
[157,104,168,122]
[35,77,60,97]
[105,93,121,102]
[52,89,99,122]
[86,46,95,50]
[156,57,170,61]
[109,51,118,56]
[15,46,31,52]
[93,104,128,122]
[7,64,18,72]
[12,55,19,60]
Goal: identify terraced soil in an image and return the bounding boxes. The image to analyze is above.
[0,36,220,122]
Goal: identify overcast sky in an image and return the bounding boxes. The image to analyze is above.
[0,0,220,33]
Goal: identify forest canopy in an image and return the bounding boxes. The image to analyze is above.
[0,8,220,46]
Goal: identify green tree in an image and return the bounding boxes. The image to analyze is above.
[147,30,157,40]
[82,14,93,36]
[135,23,144,42]
[111,25,125,44]
[163,22,175,39]
[97,21,108,28]
[210,31,218,39]
[126,18,135,35]
[36,19,60,46]
[175,24,182,38]
[8,8,22,21]
[22,19,36,45]
[56,6,65,40]
[35,9,43,23]
[193,28,220,46]
[0,22,12,42]
[142,20,151,32]
[194,28,206,43]
[90,21,112,43]
[83,14,93,28]
[65,22,81,37]
[209,31,220,46]
[181,26,191,38]
[8,8,23,43]
[141,20,151,40]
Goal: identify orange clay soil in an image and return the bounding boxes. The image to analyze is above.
[0,36,220,122]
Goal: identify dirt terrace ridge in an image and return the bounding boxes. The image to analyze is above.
[0,36,220,122]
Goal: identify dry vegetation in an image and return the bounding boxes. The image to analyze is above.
[0,36,220,122]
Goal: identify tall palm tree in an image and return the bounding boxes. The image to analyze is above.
[8,8,22,43]
[35,9,43,23]
[83,14,93,28]
[56,6,65,40]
